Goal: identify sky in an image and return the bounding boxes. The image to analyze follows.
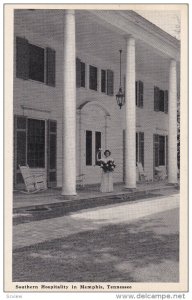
[135,10,180,39]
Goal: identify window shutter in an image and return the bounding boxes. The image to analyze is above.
[107,69,114,96]
[164,90,168,114]
[16,36,29,80]
[136,132,138,164]
[139,81,144,108]
[76,58,81,88]
[154,86,160,111]
[81,62,86,87]
[14,115,27,187]
[101,70,106,93]
[166,135,168,174]
[139,132,144,167]
[135,81,138,106]
[159,90,164,112]
[47,120,57,187]
[153,134,159,176]
[46,47,56,87]
[95,131,101,165]
[86,131,92,166]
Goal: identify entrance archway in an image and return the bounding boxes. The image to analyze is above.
[77,101,110,185]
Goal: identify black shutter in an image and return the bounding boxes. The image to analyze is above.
[16,36,29,80]
[14,115,27,187]
[46,47,56,87]
[159,135,165,165]
[136,132,138,164]
[135,81,138,106]
[101,70,106,93]
[95,131,101,165]
[166,135,168,174]
[76,57,81,88]
[107,69,114,96]
[153,134,159,177]
[86,131,92,166]
[139,132,144,167]
[154,86,160,111]
[81,62,86,88]
[47,120,57,187]
[139,81,144,108]
[164,90,168,114]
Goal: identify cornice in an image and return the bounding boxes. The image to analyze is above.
[89,10,180,61]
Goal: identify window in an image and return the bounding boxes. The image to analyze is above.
[14,116,57,187]
[86,131,92,165]
[101,70,106,93]
[154,86,168,113]
[86,131,102,166]
[16,36,56,86]
[159,90,165,112]
[27,119,45,168]
[107,69,114,96]
[153,134,166,167]
[76,58,86,88]
[89,65,97,91]
[135,81,144,108]
[159,135,165,165]
[136,132,144,167]
[29,44,45,83]
[101,69,114,96]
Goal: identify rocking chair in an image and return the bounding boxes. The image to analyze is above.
[137,162,150,183]
[19,165,47,193]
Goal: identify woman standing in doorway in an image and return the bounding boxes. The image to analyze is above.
[97,149,116,193]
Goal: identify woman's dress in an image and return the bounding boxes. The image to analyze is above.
[100,157,114,193]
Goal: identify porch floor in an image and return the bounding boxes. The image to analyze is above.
[13,180,179,210]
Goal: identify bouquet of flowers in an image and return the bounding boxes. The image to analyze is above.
[99,160,116,173]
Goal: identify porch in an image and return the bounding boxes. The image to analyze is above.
[13,180,179,211]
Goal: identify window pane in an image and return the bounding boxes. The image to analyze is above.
[27,119,45,168]
[86,131,92,166]
[29,44,44,83]
[95,131,101,165]
[89,65,97,91]
[101,70,106,93]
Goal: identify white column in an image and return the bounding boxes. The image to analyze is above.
[62,10,76,195]
[168,59,177,184]
[125,36,136,189]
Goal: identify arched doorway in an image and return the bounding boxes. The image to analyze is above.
[77,101,110,185]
